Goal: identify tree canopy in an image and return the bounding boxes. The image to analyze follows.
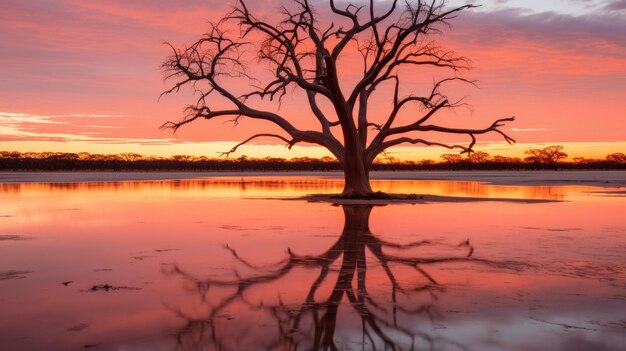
[161,0,516,196]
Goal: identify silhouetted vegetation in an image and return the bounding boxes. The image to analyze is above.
[524,145,568,164]
[0,146,624,171]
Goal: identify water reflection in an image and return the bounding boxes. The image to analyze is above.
[164,205,519,350]
[1,177,624,350]
[0,176,602,200]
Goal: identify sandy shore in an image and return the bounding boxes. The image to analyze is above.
[0,170,624,187]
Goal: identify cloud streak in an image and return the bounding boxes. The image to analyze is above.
[0,112,178,145]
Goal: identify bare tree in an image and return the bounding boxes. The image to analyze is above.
[161,0,515,197]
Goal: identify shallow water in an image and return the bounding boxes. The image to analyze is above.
[0,176,624,350]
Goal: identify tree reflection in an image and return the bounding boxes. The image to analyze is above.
[163,204,519,350]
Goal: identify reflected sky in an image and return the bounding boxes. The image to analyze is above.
[0,176,611,201]
[0,177,624,350]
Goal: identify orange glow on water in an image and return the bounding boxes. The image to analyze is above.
[0,176,606,201]
[0,177,624,350]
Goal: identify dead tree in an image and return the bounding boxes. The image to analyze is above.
[161,0,515,197]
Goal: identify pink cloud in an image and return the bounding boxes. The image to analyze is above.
[605,0,626,11]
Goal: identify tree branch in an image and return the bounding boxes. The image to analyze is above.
[218,133,294,157]
[367,117,516,162]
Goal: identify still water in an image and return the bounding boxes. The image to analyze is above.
[0,176,624,350]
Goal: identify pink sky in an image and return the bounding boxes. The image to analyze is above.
[0,0,625,160]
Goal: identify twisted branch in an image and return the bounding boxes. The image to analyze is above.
[161,1,516,178]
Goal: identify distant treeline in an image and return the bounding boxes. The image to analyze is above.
[0,147,625,171]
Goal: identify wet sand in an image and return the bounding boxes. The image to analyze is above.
[1,170,625,187]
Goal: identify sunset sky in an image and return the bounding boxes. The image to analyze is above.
[0,0,624,161]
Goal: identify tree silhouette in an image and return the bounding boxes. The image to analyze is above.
[162,204,521,350]
[440,153,462,164]
[467,151,489,163]
[524,145,568,165]
[4,149,626,171]
[161,0,515,197]
[606,152,626,164]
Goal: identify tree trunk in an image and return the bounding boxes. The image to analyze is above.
[341,146,374,197]
[322,56,374,198]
